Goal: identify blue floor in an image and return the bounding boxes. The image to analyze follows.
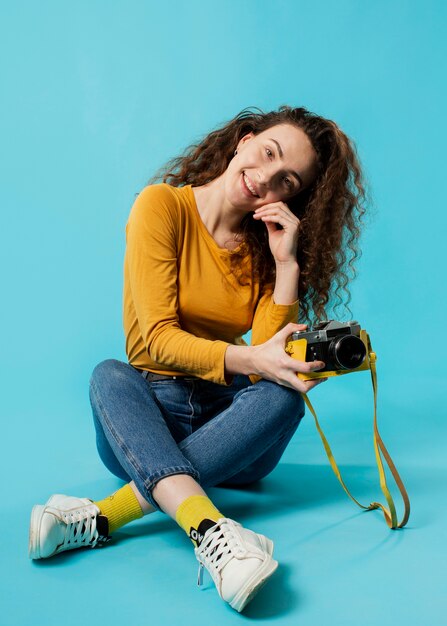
[2,372,445,626]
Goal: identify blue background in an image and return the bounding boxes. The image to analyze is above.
[1,1,446,624]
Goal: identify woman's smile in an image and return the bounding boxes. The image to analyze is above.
[241,172,260,199]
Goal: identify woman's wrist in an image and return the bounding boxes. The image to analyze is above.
[224,344,258,377]
[273,261,300,305]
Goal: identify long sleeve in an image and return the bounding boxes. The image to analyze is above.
[124,186,231,385]
[250,288,299,346]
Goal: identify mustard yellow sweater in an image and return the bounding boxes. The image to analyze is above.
[123,183,299,386]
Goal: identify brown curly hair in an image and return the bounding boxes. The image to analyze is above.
[148,105,368,324]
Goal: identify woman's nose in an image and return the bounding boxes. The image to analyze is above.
[256,169,276,192]
[256,168,270,188]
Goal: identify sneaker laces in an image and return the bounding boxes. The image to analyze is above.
[59,506,109,550]
[195,518,246,586]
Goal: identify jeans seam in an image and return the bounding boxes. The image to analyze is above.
[187,381,195,436]
[90,379,200,498]
[90,380,152,489]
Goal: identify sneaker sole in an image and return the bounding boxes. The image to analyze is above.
[29,504,45,560]
[229,556,279,613]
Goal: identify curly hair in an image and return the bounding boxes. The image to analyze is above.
[148,105,368,324]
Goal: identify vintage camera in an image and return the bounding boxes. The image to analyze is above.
[285,320,370,380]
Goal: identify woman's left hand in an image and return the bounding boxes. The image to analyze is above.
[252,201,300,264]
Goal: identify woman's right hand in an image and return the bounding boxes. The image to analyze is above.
[251,322,328,393]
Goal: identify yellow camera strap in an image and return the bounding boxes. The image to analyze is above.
[301,352,410,529]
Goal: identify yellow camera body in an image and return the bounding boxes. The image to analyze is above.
[285,328,374,381]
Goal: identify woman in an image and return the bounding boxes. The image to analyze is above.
[28,105,366,612]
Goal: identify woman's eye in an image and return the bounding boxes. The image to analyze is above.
[265,148,273,158]
[283,176,292,189]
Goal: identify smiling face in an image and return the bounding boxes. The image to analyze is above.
[225,123,318,209]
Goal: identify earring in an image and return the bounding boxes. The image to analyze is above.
[234,149,238,155]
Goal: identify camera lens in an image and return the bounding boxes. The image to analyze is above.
[328,335,366,370]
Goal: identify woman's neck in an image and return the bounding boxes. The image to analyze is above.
[191,175,246,238]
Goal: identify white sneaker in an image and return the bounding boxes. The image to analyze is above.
[29,494,110,559]
[194,517,278,612]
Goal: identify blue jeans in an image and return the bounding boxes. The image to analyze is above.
[89,359,305,511]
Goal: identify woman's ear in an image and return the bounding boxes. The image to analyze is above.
[237,132,255,152]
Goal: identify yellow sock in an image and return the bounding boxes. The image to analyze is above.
[94,484,144,535]
[175,494,223,547]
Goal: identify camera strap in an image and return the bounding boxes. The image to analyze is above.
[301,351,410,529]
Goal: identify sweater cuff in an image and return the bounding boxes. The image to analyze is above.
[217,342,234,386]
[268,297,299,321]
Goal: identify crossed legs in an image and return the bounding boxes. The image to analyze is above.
[89,359,305,513]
